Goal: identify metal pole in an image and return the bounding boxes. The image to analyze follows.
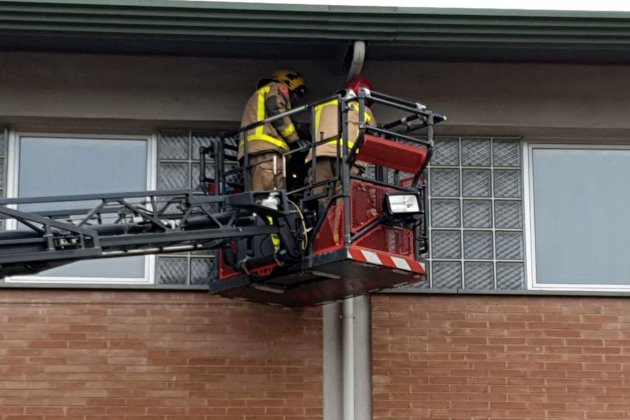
[341,95,352,246]
[353,295,373,420]
[323,302,343,419]
[342,298,354,420]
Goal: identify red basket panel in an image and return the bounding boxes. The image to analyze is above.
[313,202,345,254]
[357,134,429,174]
[218,247,278,281]
[351,180,396,233]
[219,248,239,280]
[354,225,414,258]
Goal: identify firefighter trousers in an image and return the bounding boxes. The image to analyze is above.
[307,157,362,197]
[247,152,286,191]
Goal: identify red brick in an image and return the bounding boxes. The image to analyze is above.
[0,290,321,419]
[373,295,630,420]
[10,290,630,419]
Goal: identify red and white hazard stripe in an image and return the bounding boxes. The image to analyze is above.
[347,247,425,274]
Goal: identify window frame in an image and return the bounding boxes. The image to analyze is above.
[524,141,630,292]
[4,131,158,285]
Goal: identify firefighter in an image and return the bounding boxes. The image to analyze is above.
[306,76,376,197]
[239,69,307,191]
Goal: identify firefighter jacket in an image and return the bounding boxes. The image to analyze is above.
[306,98,376,163]
[238,81,299,160]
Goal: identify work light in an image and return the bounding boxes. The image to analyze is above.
[384,193,421,214]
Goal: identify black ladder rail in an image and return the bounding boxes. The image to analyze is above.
[0,190,288,278]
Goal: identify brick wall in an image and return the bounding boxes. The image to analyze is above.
[0,290,322,420]
[373,294,630,420]
[8,290,628,419]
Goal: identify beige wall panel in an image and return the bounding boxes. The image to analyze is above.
[2,52,630,137]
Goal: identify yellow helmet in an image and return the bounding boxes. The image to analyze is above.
[271,69,307,97]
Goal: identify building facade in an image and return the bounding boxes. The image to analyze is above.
[2,1,630,418]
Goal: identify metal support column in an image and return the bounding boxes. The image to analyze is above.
[324,302,343,419]
[323,296,373,420]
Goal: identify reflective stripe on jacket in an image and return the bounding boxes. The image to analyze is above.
[306,99,376,162]
[239,81,299,159]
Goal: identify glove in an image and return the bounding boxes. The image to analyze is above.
[295,139,311,150]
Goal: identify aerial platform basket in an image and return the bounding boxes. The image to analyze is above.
[211,178,427,307]
[208,89,439,307]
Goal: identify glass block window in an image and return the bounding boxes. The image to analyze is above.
[156,255,216,286]
[0,127,6,231]
[156,130,220,287]
[158,130,215,191]
[0,127,6,201]
[426,137,525,291]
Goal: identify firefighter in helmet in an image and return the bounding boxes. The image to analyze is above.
[306,76,376,197]
[239,69,307,191]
